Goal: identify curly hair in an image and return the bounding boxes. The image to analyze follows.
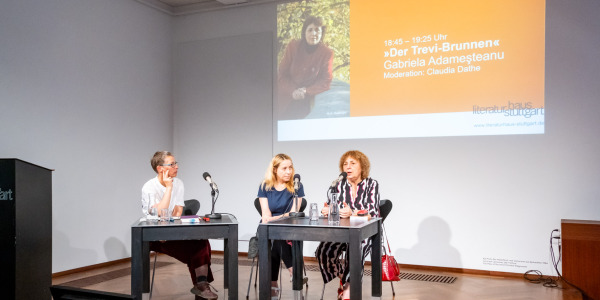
[339,150,370,180]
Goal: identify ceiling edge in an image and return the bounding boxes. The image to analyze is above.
[136,0,281,16]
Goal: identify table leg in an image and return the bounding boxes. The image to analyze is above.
[258,226,271,300]
[349,229,362,300]
[226,224,238,299]
[143,242,150,293]
[131,227,143,299]
[224,238,229,290]
[291,241,303,297]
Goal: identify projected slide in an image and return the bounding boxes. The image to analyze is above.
[276,0,545,141]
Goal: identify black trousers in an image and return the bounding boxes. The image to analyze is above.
[271,240,293,281]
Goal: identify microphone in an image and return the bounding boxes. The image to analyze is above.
[290,173,304,218]
[294,174,301,191]
[330,172,347,189]
[203,172,222,219]
[203,172,219,192]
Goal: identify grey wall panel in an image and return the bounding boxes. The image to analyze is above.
[173,32,274,245]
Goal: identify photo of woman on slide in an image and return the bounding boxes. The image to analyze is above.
[277,15,334,120]
[277,0,350,121]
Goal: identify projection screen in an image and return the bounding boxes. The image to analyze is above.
[276,0,545,141]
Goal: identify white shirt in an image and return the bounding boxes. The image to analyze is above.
[141,177,184,216]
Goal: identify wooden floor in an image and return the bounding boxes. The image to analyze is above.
[52,254,582,300]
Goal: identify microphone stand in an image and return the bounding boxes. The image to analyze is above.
[205,189,222,219]
[288,189,304,218]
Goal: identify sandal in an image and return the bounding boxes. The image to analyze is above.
[337,279,344,300]
[190,281,219,299]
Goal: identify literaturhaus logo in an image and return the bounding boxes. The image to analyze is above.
[473,101,544,118]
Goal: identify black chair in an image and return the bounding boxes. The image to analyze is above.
[183,199,201,216]
[150,199,200,299]
[319,199,395,299]
[247,197,308,299]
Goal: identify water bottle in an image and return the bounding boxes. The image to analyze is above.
[328,193,340,225]
[147,193,160,222]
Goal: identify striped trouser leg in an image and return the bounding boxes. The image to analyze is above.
[315,238,374,285]
[315,241,347,284]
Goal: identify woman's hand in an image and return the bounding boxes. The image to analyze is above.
[340,202,353,218]
[321,202,329,216]
[263,215,284,223]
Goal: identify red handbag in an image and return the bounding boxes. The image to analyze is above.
[381,224,401,281]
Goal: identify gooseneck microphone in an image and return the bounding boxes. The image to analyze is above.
[330,172,347,190]
[203,172,219,192]
[293,174,301,192]
[203,172,221,219]
[289,173,304,218]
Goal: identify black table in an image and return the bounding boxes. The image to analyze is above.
[258,217,382,300]
[131,216,238,299]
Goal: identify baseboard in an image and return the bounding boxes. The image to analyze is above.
[52,257,133,278]
[219,251,526,278]
[53,251,524,279]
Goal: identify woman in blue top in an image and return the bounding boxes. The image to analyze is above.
[257,153,306,299]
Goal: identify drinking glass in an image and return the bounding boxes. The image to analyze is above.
[160,208,170,222]
[309,203,319,221]
[148,207,156,220]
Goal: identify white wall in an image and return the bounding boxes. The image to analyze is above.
[173,0,600,275]
[172,32,274,249]
[0,0,172,272]
[172,4,276,249]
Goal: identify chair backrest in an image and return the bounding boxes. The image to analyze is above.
[253,197,308,216]
[253,198,262,216]
[299,198,307,212]
[183,199,200,216]
[379,199,393,222]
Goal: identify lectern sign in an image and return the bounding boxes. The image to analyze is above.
[0,188,14,200]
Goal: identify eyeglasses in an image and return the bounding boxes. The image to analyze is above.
[161,162,178,167]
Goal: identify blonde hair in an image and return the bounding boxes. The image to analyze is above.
[339,150,370,180]
[262,153,295,194]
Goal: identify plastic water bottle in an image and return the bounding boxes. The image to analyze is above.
[328,193,340,225]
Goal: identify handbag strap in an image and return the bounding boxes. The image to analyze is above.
[378,203,393,253]
[382,223,392,253]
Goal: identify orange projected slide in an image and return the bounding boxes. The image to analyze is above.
[350,0,545,117]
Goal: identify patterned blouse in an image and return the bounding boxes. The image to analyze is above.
[329,177,380,217]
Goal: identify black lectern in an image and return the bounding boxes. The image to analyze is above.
[0,159,53,300]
